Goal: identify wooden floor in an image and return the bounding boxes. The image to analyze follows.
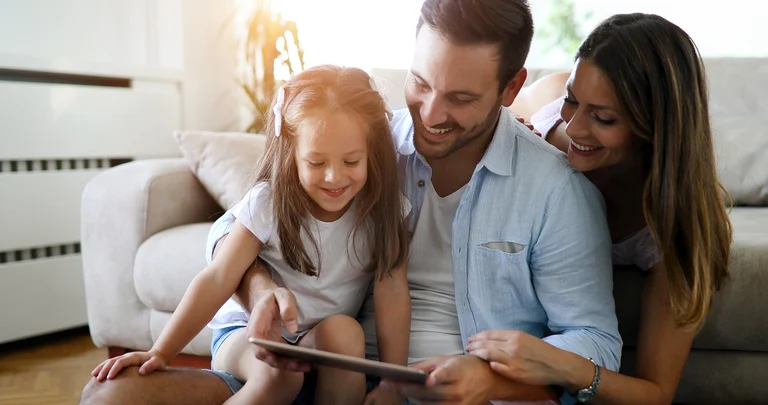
[0,328,107,405]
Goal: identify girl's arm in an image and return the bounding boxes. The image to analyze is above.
[151,221,263,361]
[509,72,570,121]
[559,263,695,405]
[373,263,411,367]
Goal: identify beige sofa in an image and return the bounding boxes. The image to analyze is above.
[81,58,768,404]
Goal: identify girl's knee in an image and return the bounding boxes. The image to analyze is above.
[312,315,365,356]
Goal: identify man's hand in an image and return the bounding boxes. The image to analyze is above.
[378,355,495,405]
[247,287,310,372]
[363,386,406,405]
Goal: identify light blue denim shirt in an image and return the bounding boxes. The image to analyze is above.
[206,107,621,400]
[389,108,621,372]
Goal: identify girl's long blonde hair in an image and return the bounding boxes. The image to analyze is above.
[253,65,408,280]
[578,14,733,329]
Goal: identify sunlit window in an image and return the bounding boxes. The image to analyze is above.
[250,0,767,72]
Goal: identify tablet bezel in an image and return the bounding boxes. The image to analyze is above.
[247,337,427,384]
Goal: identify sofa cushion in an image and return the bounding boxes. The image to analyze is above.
[706,58,768,206]
[173,130,267,210]
[615,207,768,352]
[135,223,212,312]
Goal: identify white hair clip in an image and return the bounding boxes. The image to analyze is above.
[273,86,285,137]
[369,77,394,121]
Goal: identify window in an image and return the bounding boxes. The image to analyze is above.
[277,0,766,70]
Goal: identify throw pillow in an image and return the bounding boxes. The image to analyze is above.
[173,130,267,209]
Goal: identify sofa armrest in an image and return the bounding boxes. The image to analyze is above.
[81,158,221,350]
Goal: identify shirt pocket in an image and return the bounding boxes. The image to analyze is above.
[471,244,538,315]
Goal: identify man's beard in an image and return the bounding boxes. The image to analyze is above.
[410,99,502,160]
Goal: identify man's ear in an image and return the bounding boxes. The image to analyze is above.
[501,67,528,108]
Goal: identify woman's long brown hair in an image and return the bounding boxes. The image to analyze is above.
[251,65,408,280]
[578,14,733,330]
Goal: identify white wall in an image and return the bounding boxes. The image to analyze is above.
[181,0,247,132]
[0,0,246,343]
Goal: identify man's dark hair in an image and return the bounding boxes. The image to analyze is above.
[416,0,534,93]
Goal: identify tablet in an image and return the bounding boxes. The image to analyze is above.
[248,337,427,384]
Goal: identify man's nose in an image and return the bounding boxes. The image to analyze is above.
[420,95,448,127]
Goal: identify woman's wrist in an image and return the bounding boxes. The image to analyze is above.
[558,352,599,393]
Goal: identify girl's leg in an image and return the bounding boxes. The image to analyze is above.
[213,328,304,405]
[299,315,367,405]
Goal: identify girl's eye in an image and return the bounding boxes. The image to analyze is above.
[308,161,324,168]
[344,160,361,166]
[563,95,578,105]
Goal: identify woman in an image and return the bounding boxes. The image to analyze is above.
[467,13,733,405]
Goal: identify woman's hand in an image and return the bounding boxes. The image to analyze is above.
[465,330,571,387]
[91,349,168,381]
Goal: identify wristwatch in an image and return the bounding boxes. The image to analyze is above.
[574,357,601,403]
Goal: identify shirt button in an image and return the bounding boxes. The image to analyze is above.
[417,180,425,187]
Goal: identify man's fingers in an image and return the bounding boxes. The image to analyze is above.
[424,363,458,387]
[255,349,311,372]
[489,361,513,376]
[378,381,444,401]
[408,356,445,373]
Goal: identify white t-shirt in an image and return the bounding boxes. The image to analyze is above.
[208,182,376,338]
[361,181,466,364]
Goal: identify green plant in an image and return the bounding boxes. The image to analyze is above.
[234,0,305,133]
[539,0,593,59]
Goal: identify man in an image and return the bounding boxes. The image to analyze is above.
[79,1,620,404]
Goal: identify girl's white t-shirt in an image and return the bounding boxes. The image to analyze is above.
[208,182,402,338]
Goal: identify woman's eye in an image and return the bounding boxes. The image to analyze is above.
[592,115,616,125]
[344,160,361,166]
[308,161,324,167]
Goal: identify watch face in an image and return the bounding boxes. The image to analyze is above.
[576,390,594,402]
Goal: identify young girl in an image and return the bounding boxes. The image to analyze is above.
[91,65,412,405]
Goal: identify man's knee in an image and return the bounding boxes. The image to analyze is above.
[80,376,120,405]
[79,368,142,405]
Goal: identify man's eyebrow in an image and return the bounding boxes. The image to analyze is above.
[411,71,482,98]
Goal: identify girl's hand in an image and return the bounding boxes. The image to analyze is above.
[247,288,311,372]
[363,386,406,405]
[91,349,168,381]
[465,330,565,387]
[514,115,542,137]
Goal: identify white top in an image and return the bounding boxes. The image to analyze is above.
[208,182,376,338]
[612,226,663,271]
[361,181,466,364]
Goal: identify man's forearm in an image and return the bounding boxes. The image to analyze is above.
[233,259,277,311]
[212,233,277,311]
